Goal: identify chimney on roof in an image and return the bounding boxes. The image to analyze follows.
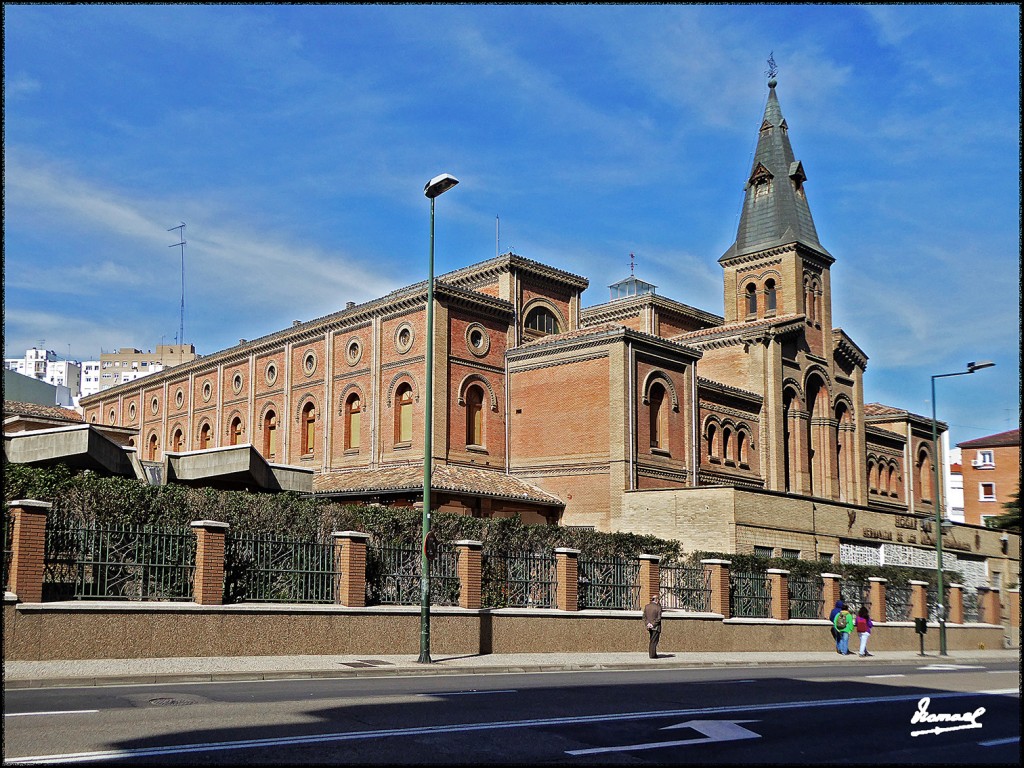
[293,320,301,326]
[346,301,355,309]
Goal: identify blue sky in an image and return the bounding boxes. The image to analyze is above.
[3,5,1019,447]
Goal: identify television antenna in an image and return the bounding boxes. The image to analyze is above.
[168,223,186,346]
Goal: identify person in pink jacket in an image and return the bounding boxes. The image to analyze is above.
[856,605,874,657]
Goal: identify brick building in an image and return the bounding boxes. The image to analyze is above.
[62,78,1020,587]
[958,428,1020,528]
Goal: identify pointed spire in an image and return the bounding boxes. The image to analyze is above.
[721,76,830,263]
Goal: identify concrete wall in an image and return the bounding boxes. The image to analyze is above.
[4,598,1008,661]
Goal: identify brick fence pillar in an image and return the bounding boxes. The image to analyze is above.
[983,587,1001,625]
[191,520,229,606]
[820,572,842,619]
[701,559,731,618]
[7,500,52,603]
[455,540,483,609]
[947,583,965,625]
[638,554,661,608]
[555,548,580,612]
[868,577,887,623]
[1008,588,1020,629]
[767,568,789,620]
[909,580,928,620]
[333,531,370,607]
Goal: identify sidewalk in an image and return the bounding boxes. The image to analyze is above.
[5,649,1018,688]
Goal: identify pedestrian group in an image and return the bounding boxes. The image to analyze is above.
[829,599,873,657]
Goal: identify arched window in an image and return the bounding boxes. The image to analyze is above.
[745,283,758,317]
[199,423,211,450]
[524,306,559,336]
[867,459,877,493]
[396,384,413,445]
[649,383,667,450]
[465,385,484,447]
[918,448,932,503]
[263,410,277,460]
[301,402,316,456]
[148,434,158,461]
[345,393,361,450]
[887,464,898,497]
[723,426,733,463]
[229,417,242,446]
[172,428,183,452]
[707,423,719,462]
[765,279,777,313]
[737,429,748,466]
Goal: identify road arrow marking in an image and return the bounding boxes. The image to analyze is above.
[565,719,760,755]
[920,664,984,671]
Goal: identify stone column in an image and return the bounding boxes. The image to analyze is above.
[702,559,731,618]
[555,548,580,612]
[333,531,370,607]
[7,500,52,603]
[638,554,661,608]
[820,572,842,619]
[909,579,928,620]
[947,583,964,625]
[191,520,229,606]
[455,540,483,609]
[868,577,887,622]
[767,568,789,621]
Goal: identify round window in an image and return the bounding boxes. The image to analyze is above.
[109,409,116,424]
[151,396,159,414]
[129,402,137,420]
[303,351,317,376]
[232,373,244,394]
[202,381,213,402]
[265,362,278,386]
[175,389,184,408]
[395,323,414,354]
[466,323,491,357]
[346,338,362,366]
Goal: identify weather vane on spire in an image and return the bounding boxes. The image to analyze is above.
[765,52,778,85]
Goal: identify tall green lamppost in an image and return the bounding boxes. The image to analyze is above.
[419,173,459,664]
[930,360,994,656]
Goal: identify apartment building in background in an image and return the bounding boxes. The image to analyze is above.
[3,348,80,406]
[79,345,198,398]
[958,428,1020,527]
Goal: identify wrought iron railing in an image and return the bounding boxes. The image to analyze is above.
[962,589,982,623]
[729,571,771,618]
[659,564,711,612]
[365,541,459,606]
[2,510,13,592]
[224,533,336,604]
[926,585,949,623]
[482,552,556,608]
[884,583,912,621]
[787,575,823,619]
[577,556,640,610]
[839,579,871,613]
[43,522,195,601]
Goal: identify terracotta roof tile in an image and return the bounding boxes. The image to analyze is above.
[313,463,563,507]
[3,400,84,423]
[958,428,1019,448]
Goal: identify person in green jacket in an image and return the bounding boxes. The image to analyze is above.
[834,606,854,655]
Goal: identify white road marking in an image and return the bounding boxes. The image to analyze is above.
[866,674,905,679]
[567,719,761,755]
[4,710,99,718]
[419,689,517,696]
[3,689,1013,764]
[980,736,1020,747]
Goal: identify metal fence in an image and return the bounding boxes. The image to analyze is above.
[926,585,947,623]
[577,556,640,610]
[2,510,13,593]
[884,583,913,621]
[787,575,823,619]
[224,533,336,604]
[839,579,872,614]
[659,564,711,612]
[729,571,771,618]
[962,589,982,623]
[482,552,556,608]
[365,541,459,607]
[43,522,195,601]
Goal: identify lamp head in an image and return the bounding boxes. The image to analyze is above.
[966,360,995,373]
[940,517,954,531]
[424,173,459,199]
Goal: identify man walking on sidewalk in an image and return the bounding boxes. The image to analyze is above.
[643,593,663,658]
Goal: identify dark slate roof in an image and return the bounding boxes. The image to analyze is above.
[958,428,1019,449]
[721,81,831,262]
[312,463,564,507]
[3,400,84,423]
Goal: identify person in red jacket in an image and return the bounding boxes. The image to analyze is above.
[856,605,874,657]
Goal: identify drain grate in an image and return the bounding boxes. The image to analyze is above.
[147,697,197,706]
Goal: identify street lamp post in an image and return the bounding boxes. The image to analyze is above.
[929,360,995,656]
[419,173,459,664]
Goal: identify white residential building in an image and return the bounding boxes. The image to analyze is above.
[4,348,81,401]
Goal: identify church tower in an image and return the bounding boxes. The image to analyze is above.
[719,76,835,359]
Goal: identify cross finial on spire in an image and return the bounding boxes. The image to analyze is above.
[765,52,777,87]
[629,252,635,275]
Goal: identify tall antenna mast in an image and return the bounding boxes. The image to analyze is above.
[168,223,186,346]
[496,215,500,258]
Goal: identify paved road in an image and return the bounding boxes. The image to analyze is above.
[3,656,1019,764]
